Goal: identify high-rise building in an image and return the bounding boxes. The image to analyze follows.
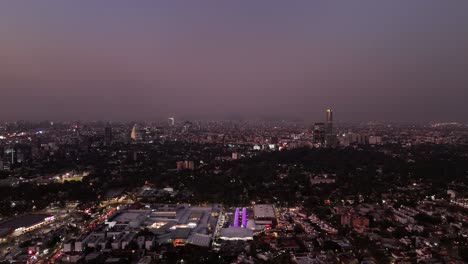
[168,117,175,126]
[325,108,337,147]
[104,124,112,146]
[368,136,382,145]
[74,121,81,137]
[130,124,137,141]
[313,122,326,144]
[326,108,333,136]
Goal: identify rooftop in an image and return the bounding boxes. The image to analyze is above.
[0,214,52,230]
[219,227,254,239]
[253,204,275,219]
[171,228,191,239]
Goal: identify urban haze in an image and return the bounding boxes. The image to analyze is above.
[0,2,468,264]
[1,1,468,122]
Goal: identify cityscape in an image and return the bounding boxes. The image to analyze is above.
[0,112,467,263]
[1,1,468,264]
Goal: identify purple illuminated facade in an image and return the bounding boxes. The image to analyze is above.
[242,207,247,227]
[234,208,240,227]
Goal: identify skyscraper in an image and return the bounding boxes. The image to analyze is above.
[130,124,137,141]
[104,124,112,146]
[313,122,326,145]
[168,117,175,126]
[326,108,333,136]
[325,108,337,147]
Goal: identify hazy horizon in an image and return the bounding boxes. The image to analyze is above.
[1,1,468,122]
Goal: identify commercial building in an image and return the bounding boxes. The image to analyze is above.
[176,160,195,170]
[313,123,326,145]
[72,204,221,253]
[252,204,276,230]
[219,227,253,241]
[146,204,221,247]
[0,214,54,236]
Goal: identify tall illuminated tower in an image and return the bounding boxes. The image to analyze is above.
[325,108,336,147]
[326,108,333,136]
[130,124,137,141]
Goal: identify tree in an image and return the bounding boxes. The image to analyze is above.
[459,246,468,263]
[46,236,61,249]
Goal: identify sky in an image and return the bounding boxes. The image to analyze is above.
[1,1,468,122]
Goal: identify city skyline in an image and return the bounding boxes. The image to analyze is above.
[1,2,467,260]
[1,1,468,122]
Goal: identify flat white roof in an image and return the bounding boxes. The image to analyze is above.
[187,233,212,247]
[253,204,275,219]
[219,227,253,239]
